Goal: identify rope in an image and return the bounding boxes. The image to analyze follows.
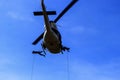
[30,53,70,80]
[66,53,70,80]
[31,55,35,80]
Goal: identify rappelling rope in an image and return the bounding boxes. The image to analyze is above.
[30,53,70,80]
[31,55,35,80]
[66,53,70,80]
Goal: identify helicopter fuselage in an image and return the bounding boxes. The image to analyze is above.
[43,27,61,53]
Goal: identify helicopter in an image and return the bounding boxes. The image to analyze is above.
[32,0,78,56]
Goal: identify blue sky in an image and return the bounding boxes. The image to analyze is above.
[0,0,120,80]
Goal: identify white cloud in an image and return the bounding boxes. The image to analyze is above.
[0,71,30,80]
[0,55,119,80]
[0,57,14,66]
[61,26,98,46]
[69,26,98,35]
[61,25,98,37]
[69,60,120,80]
[0,58,30,80]
[7,11,34,22]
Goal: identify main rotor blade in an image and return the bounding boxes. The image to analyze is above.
[54,0,78,23]
[32,33,44,45]
[33,11,56,16]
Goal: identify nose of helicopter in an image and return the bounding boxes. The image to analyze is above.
[49,49,61,54]
[47,42,61,54]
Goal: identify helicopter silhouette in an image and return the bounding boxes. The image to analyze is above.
[32,0,78,56]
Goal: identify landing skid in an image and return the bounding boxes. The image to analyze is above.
[61,46,70,54]
[32,43,46,57]
[62,46,70,52]
[32,51,46,57]
[32,43,70,57]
